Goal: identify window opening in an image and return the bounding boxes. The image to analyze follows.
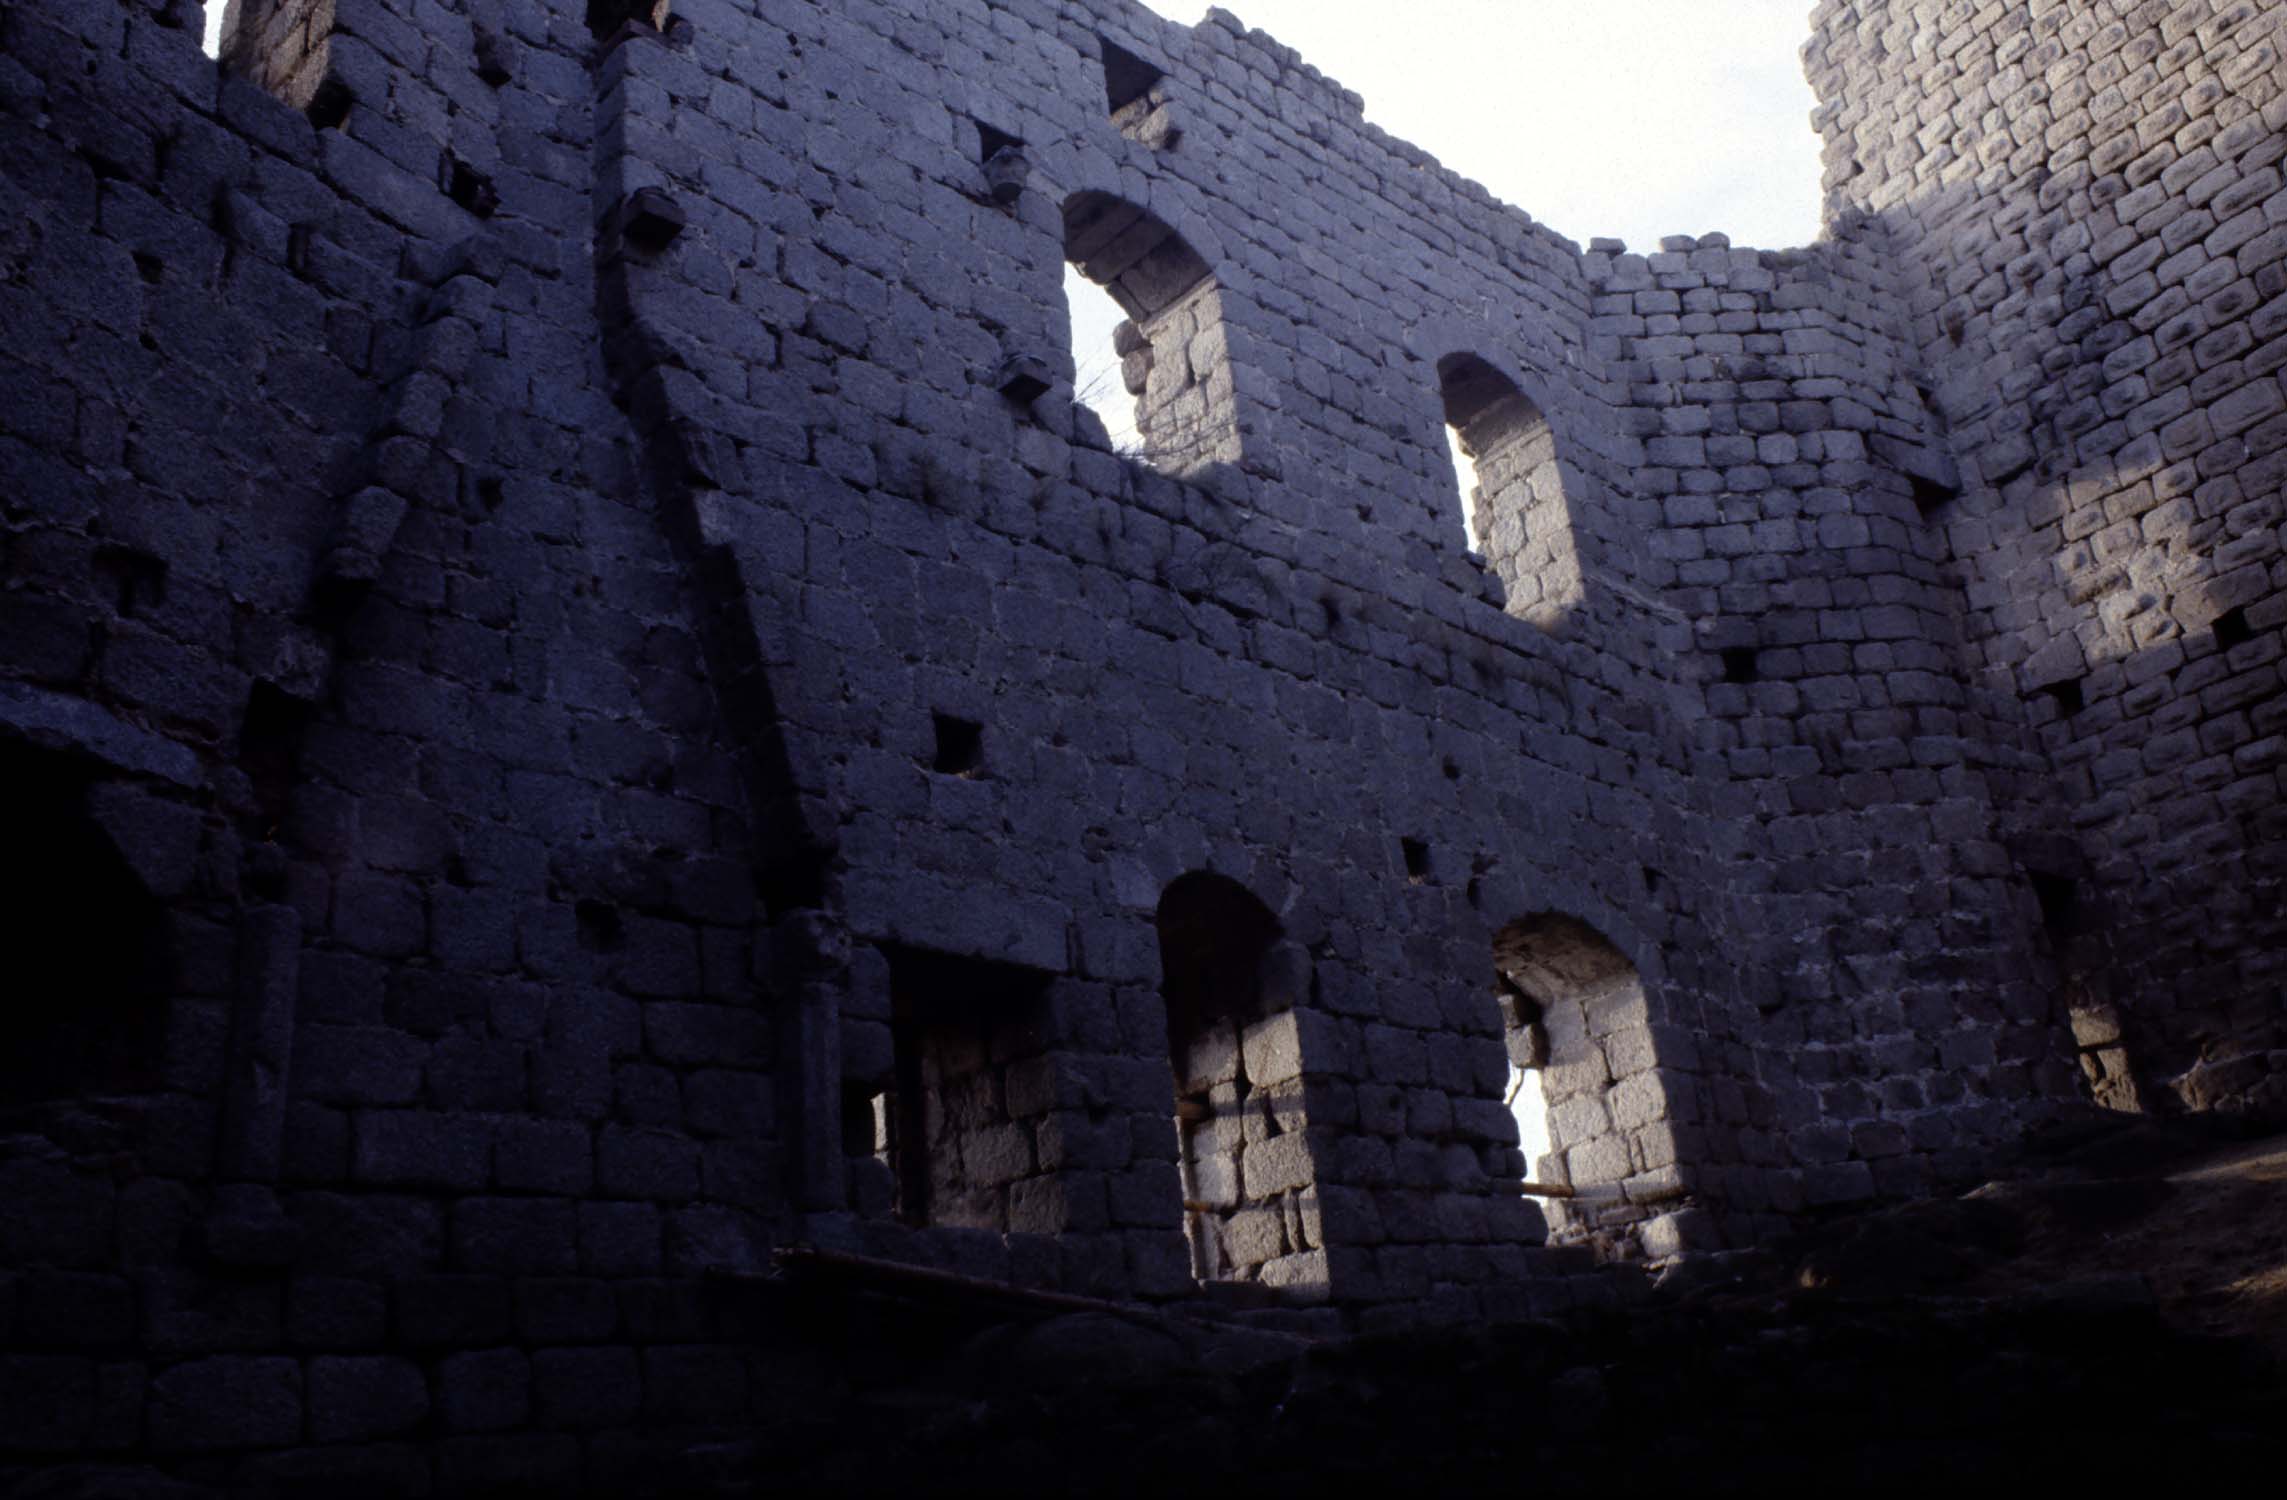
[1505,1064,1555,1179]
[95,546,168,619]
[1099,37,1177,148]
[1721,647,1760,684]
[586,1,672,40]
[1447,427,1485,552]
[1909,472,1959,514]
[1065,265,1144,457]
[215,2,353,119]
[2214,606,2254,651]
[928,713,984,777]
[976,121,1024,163]
[1437,354,1581,628]
[0,743,171,1111]
[1064,193,1238,475]
[1492,915,1664,1255]
[1496,976,1555,1184]
[1100,38,1164,113]
[443,156,500,218]
[856,947,1056,1231]
[1158,874,1316,1292]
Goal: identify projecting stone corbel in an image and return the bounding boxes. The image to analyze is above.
[619,187,687,250]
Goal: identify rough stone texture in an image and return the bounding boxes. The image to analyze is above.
[1806,0,2287,1117]
[0,0,2276,1486]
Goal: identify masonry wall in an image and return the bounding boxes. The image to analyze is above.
[0,0,2223,1488]
[3,2,787,1489]
[1588,222,2083,1224]
[1807,0,2287,1115]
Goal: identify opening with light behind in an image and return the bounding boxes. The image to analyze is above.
[1158,874,1321,1297]
[1492,914,1674,1255]
[843,947,1059,1232]
[1063,192,1241,476]
[1065,264,1143,458]
[1437,354,1582,628]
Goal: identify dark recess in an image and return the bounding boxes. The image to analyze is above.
[1909,471,1959,513]
[976,120,1024,161]
[930,713,984,776]
[2038,677,2085,716]
[0,742,170,1109]
[2030,870,2080,935]
[1100,36,1165,113]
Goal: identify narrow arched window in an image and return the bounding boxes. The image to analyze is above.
[1491,914,1670,1252]
[1157,874,1318,1291]
[1439,355,1584,628]
[1064,193,1241,476]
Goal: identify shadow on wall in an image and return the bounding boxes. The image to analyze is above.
[1877,182,2287,1119]
[0,740,173,1114]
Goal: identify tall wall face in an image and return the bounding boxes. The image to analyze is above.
[2,1,783,1484]
[1591,225,2078,1212]
[1807,0,2287,1114]
[0,0,2129,1485]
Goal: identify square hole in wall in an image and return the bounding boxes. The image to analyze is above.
[1099,37,1164,114]
[1720,647,1760,684]
[1099,36,1178,149]
[2214,606,2254,651]
[2037,677,2085,717]
[1909,472,1959,515]
[587,0,668,39]
[975,120,1024,162]
[930,713,984,777]
[1402,837,1431,884]
[94,546,167,618]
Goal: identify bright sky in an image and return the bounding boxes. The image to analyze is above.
[1147,0,1826,251]
[199,1,1826,455]
[205,1,1822,246]
[1075,0,1826,453]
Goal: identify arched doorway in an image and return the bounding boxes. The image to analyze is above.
[1492,914,1670,1253]
[1156,873,1318,1289]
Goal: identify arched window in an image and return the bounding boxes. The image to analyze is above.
[1492,914,1669,1252]
[1064,193,1241,476]
[1438,354,1584,628]
[1156,873,1317,1290]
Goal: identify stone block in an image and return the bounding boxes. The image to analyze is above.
[439,1348,531,1432]
[532,1346,641,1429]
[148,1357,300,1452]
[308,1355,429,1443]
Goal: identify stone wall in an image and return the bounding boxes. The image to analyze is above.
[1806,0,2287,1116]
[1,0,2270,1487]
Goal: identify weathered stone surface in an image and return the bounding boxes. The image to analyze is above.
[0,0,2278,1483]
